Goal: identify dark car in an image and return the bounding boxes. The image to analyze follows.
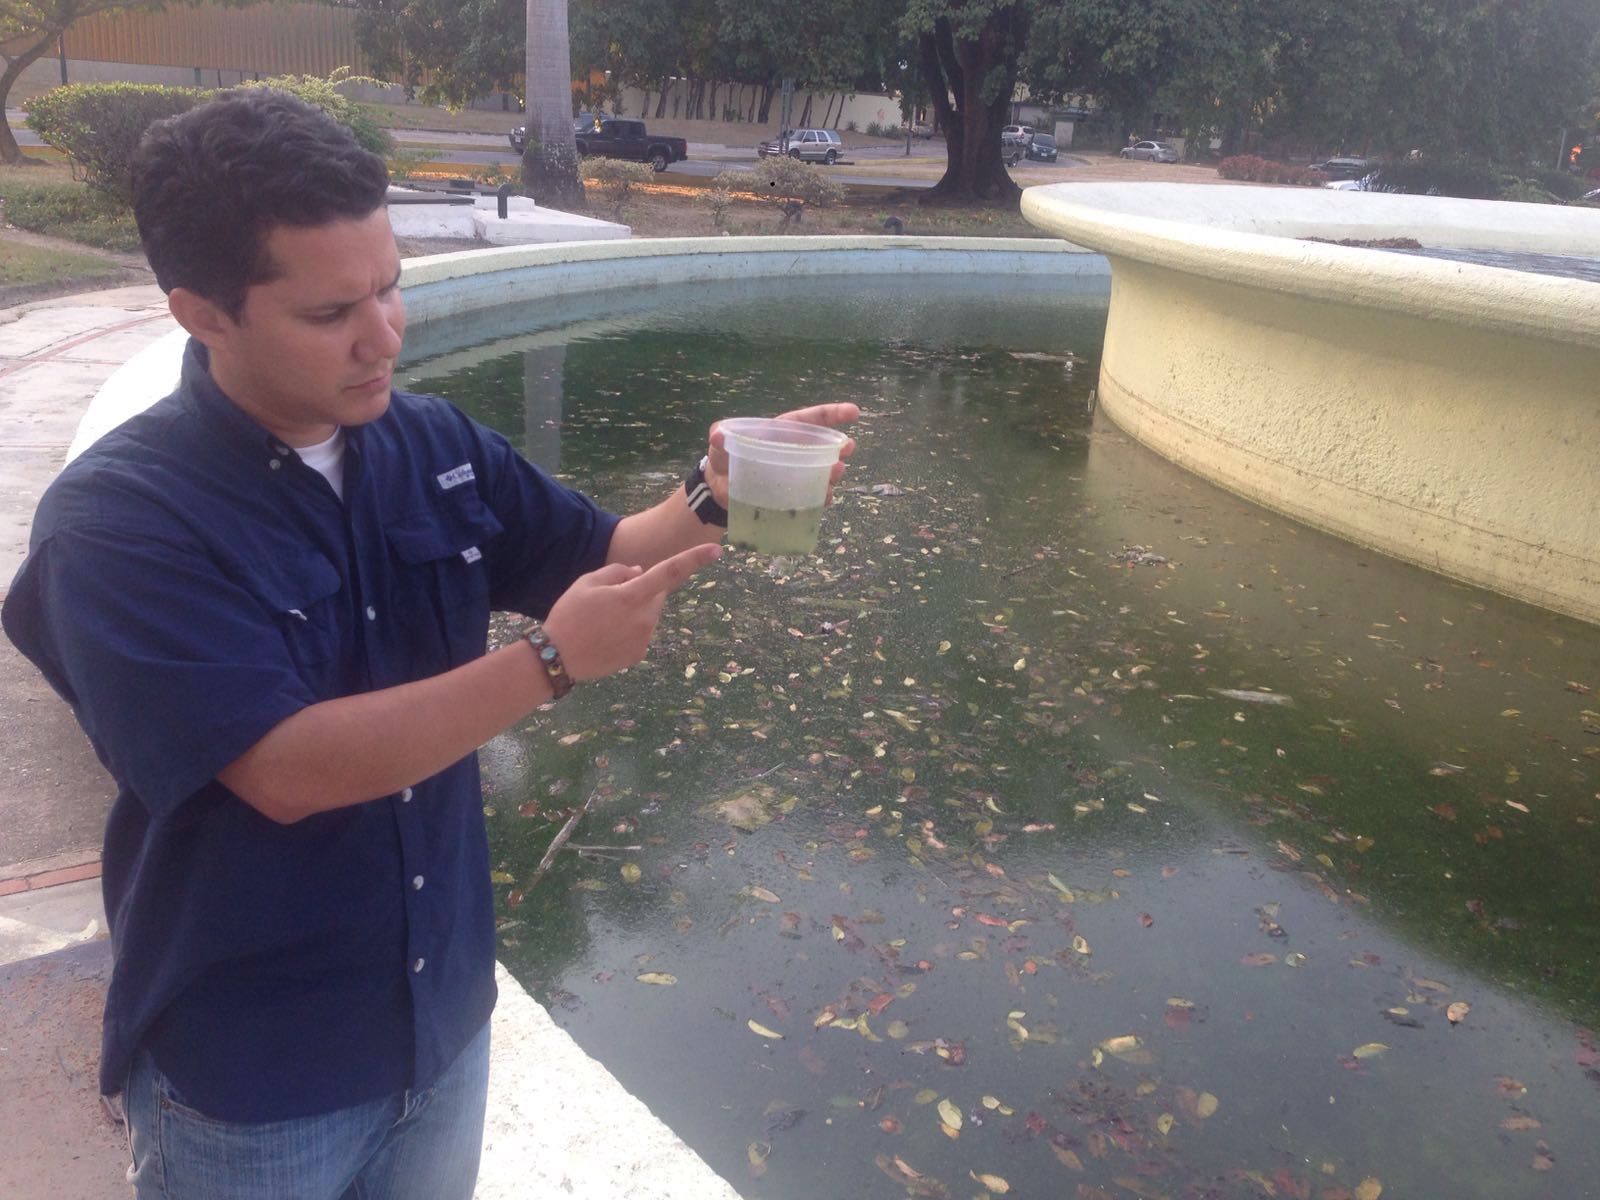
[575,119,689,172]
[509,113,597,155]
[1025,134,1058,162]
[1314,156,1376,181]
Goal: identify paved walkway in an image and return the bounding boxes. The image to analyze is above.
[0,284,744,1199]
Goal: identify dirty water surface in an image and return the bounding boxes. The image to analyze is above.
[404,275,1600,1200]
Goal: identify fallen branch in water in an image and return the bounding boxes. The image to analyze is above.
[526,789,599,890]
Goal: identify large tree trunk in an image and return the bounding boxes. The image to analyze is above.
[523,0,584,207]
[756,81,775,123]
[655,79,671,119]
[917,8,1026,206]
[0,32,61,165]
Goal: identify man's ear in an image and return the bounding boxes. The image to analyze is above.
[168,287,237,350]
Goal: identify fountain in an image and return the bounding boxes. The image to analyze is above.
[1021,182,1600,626]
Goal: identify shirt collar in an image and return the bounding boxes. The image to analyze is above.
[179,338,365,464]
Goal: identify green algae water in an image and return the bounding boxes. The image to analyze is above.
[404,275,1600,1200]
[728,499,826,555]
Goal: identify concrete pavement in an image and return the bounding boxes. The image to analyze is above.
[0,277,746,1197]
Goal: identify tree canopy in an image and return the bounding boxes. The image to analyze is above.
[347,0,1600,201]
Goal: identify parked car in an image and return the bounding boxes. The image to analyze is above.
[574,119,689,172]
[758,128,845,164]
[1314,156,1377,181]
[1025,134,1058,162]
[1001,125,1035,147]
[1121,140,1180,163]
[509,113,597,155]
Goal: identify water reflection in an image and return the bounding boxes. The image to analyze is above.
[410,279,1599,1200]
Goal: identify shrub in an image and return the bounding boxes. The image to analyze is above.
[714,156,844,209]
[25,83,203,201]
[1365,158,1505,200]
[698,184,735,229]
[1496,179,1560,205]
[1217,155,1327,186]
[237,68,392,156]
[580,157,656,220]
[1520,168,1587,203]
[845,120,859,133]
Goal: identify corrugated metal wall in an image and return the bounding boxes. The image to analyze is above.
[55,4,368,76]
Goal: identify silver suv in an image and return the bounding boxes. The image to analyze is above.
[759,128,845,164]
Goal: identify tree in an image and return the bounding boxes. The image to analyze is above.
[903,0,1029,204]
[1,0,236,163]
[523,0,583,206]
[353,0,523,109]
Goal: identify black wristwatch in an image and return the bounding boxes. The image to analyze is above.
[684,455,729,528]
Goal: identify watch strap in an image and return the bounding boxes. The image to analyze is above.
[685,455,729,528]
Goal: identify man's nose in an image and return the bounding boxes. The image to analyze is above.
[355,298,404,361]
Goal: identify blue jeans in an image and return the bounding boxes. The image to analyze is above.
[123,1022,490,1199]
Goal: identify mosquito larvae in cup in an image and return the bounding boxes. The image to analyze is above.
[727,500,826,555]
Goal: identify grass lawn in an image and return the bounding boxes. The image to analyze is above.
[0,235,122,286]
[0,160,143,251]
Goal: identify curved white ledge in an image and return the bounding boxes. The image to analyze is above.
[1022,182,1600,626]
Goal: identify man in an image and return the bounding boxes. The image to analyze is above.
[1,88,856,1198]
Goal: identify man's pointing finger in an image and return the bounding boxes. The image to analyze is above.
[621,543,723,598]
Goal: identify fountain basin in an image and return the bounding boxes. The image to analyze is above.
[1021,182,1600,625]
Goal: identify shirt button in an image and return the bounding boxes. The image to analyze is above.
[268,459,282,471]
[273,443,290,455]
[365,605,377,621]
[413,957,426,973]
[412,875,425,891]
[400,787,413,803]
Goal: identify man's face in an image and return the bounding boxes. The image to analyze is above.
[204,208,406,447]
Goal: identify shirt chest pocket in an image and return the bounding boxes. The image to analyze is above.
[385,491,504,669]
[238,549,344,674]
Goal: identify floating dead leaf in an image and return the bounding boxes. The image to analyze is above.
[1072,935,1092,955]
[1354,1179,1383,1200]
[875,1154,951,1199]
[1500,1115,1541,1131]
[1533,1142,1555,1171]
[1506,799,1530,813]
[1240,953,1278,967]
[970,1171,1011,1193]
[887,1019,910,1039]
[747,1019,783,1039]
[1156,1113,1175,1136]
[1050,1143,1084,1171]
[1098,1035,1142,1058]
[702,786,775,832]
[1447,1001,1470,1024]
[913,1088,939,1105]
[619,863,641,883]
[748,885,781,903]
[1495,1076,1527,1096]
[635,972,677,985]
[1285,952,1308,967]
[1195,1091,1219,1119]
[1351,1042,1390,1059]
[937,1098,963,1131]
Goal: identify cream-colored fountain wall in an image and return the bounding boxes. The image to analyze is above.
[1023,182,1600,626]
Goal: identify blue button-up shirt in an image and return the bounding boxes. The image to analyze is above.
[2,341,618,1122]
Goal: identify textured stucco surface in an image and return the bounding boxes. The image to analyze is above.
[1023,182,1600,625]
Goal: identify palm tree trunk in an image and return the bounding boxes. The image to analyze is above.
[522,0,584,207]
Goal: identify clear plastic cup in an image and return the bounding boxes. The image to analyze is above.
[718,417,849,554]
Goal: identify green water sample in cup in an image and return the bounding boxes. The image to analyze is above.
[728,499,826,554]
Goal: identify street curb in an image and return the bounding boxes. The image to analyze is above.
[0,854,101,896]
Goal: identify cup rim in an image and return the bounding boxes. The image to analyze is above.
[718,417,850,452]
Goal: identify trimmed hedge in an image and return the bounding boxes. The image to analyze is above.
[713,156,845,207]
[26,84,202,201]
[1218,155,1328,186]
[24,73,391,205]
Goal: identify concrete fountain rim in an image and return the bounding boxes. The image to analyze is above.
[1021,181,1600,351]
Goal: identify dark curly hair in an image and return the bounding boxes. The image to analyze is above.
[132,88,390,320]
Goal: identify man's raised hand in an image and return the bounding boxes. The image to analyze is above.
[543,543,722,683]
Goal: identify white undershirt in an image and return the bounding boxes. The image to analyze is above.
[296,428,347,500]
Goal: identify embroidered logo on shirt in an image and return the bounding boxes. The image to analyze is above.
[461,546,483,564]
[436,463,476,491]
